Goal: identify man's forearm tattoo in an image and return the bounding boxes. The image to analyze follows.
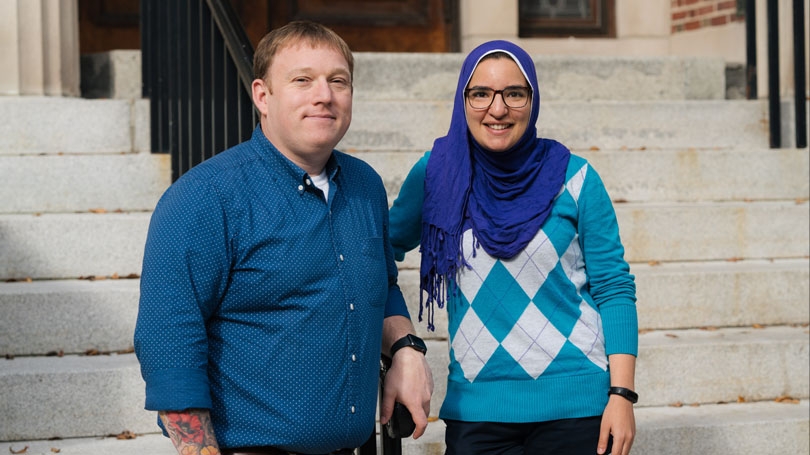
[160,410,221,455]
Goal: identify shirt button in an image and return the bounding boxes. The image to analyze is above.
[351,354,357,362]
[350,406,356,414]
[339,254,344,261]
[297,184,304,191]
[349,303,355,311]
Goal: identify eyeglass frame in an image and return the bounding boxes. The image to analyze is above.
[464,86,533,110]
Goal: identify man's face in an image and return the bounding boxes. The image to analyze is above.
[253,43,352,172]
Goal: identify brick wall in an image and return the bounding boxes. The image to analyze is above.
[671,0,745,33]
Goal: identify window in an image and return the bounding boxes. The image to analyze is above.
[519,0,615,38]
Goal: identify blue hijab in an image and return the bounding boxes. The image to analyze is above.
[419,40,571,330]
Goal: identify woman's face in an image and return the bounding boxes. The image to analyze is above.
[464,57,532,153]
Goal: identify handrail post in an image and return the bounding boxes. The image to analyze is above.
[793,0,807,148]
[745,0,757,99]
[767,0,781,148]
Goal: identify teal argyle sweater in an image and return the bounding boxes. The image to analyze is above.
[389,152,637,422]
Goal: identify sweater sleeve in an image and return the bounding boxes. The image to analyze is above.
[577,163,638,357]
[134,177,230,411]
[389,152,430,261]
[382,178,410,319]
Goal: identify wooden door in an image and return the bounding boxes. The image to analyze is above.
[267,0,459,52]
[79,0,141,54]
[79,0,459,54]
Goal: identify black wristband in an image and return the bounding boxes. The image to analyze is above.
[608,386,638,404]
[390,334,427,357]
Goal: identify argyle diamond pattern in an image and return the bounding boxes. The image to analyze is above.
[501,303,567,379]
[449,165,608,382]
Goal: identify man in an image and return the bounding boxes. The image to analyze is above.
[134,21,433,455]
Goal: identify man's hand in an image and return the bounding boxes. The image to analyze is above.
[380,315,434,439]
[380,347,434,439]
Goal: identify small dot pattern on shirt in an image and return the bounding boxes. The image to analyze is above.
[134,126,409,453]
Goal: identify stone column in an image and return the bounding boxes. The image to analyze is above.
[0,0,80,97]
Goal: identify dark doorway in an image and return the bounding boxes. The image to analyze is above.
[79,0,459,53]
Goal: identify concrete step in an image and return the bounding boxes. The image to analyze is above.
[398,259,810,340]
[0,353,155,441]
[2,341,806,452]
[83,51,726,103]
[615,200,809,263]
[0,98,149,155]
[4,325,804,441]
[0,152,170,214]
[0,200,805,280]
[357,146,810,206]
[629,259,809,330]
[352,54,725,102]
[0,433,176,455]
[3,399,808,455]
[0,212,149,280]
[341,100,806,154]
[574,147,809,203]
[3,259,806,357]
[0,279,139,356]
[389,200,810,266]
[420,325,808,417]
[634,325,809,407]
[3,144,805,217]
[400,400,810,455]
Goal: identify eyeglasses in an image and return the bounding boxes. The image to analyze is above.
[464,86,532,110]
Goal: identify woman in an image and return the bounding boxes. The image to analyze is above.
[388,40,638,455]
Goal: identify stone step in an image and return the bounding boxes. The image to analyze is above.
[4,97,802,157]
[0,152,170,214]
[421,325,808,417]
[352,54,726,102]
[400,400,810,455]
[357,146,810,206]
[389,200,810,266]
[0,98,149,155]
[3,259,806,357]
[398,259,810,340]
[0,279,139,356]
[0,353,155,441]
[3,399,808,455]
[634,325,809,407]
[2,145,806,216]
[0,212,149,280]
[83,51,726,103]
[340,99,807,154]
[615,200,809,262]
[2,326,805,442]
[0,200,805,281]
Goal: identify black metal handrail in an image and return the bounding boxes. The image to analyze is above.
[140,0,257,181]
[746,0,807,149]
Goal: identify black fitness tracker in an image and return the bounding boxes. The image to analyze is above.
[608,386,639,404]
[390,334,427,356]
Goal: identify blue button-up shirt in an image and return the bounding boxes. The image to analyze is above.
[135,126,409,453]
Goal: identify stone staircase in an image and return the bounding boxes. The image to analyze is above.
[0,51,807,455]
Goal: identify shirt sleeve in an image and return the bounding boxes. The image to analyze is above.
[389,152,430,261]
[577,164,638,357]
[134,177,231,411]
